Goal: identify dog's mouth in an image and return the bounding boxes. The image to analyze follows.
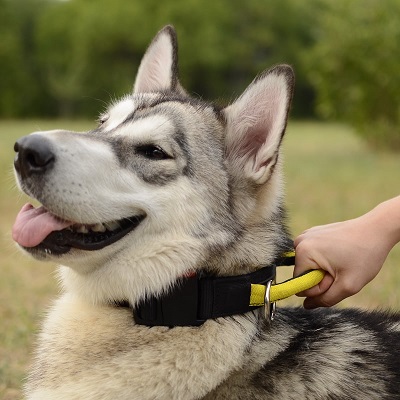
[13,203,145,255]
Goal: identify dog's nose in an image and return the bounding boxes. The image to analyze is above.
[14,135,55,177]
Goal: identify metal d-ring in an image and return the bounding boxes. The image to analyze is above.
[264,280,276,322]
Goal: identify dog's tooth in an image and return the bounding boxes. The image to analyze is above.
[91,223,106,233]
[105,221,119,231]
[77,225,89,234]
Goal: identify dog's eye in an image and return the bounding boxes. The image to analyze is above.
[136,145,171,160]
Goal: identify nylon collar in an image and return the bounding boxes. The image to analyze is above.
[131,253,295,327]
[133,266,275,327]
[120,251,325,327]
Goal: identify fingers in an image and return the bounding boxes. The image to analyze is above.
[293,224,326,247]
[303,296,332,309]
[302,276,363,309]
[303,287,345,309]
[296,273,334,298]
[293,237,336,308]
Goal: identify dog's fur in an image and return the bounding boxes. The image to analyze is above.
[13,26,400,399]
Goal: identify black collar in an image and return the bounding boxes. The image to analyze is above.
[132,265,277,327]
[117,252,295,327]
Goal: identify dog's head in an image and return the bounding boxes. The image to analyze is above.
[13,26,294,304]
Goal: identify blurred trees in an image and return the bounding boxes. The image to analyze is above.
[305,0,400,150]
[0,0,315,117]
[0,0,53,116]
[0,0,399,149]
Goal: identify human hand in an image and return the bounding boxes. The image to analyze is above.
[293,211,394,309]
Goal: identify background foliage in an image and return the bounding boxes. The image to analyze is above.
[0,0,316,117]
[1,0,399,149]
[306,0,400,149]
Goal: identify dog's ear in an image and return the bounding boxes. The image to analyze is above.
[133,25,184,94]
[223,65,294,184]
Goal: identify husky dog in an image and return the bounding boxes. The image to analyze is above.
[13,26,400,399]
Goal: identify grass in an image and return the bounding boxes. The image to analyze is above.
[1,119,400,398]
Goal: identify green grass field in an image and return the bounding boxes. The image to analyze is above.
[1,119,400,399]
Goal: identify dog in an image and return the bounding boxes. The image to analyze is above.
[12,25,400,399]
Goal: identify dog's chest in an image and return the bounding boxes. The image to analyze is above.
[26,294,259,400]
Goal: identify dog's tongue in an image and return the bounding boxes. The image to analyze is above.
[12,203,73,247]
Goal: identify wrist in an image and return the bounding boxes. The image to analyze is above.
[366,197,400,250]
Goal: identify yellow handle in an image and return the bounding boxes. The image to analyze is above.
[250,270,326,306]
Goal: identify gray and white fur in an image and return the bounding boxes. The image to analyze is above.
[13,26,400,399]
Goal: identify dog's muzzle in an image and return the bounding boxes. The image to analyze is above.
[12,134,146,256]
